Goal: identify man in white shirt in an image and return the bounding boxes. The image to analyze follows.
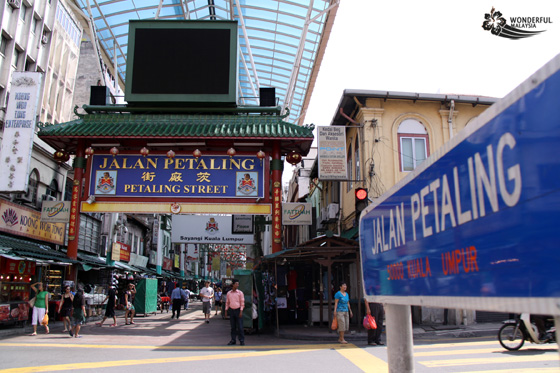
[200,281,214,323]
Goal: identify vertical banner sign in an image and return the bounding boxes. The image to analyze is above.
[68,181,80,240]
[0,72,43,192]
[272,181,282,245]
[318,126,347,180]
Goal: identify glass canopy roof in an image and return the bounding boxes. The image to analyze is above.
[74,0,338,125]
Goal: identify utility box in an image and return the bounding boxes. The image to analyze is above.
[133,278,158,316]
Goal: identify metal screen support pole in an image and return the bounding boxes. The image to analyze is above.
[385,304,414,373]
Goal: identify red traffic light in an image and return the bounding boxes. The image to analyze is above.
[355,188,368,200]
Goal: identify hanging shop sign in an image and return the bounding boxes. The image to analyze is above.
[0,200,66,245]
[2,258,36,275]
[318,126,347,180]
[163,257,173,271]
[171,215,255,244]
[119,242,131,262]
[0,72,43,193]
[282,203,312,225]
[88,154,264,199]
[40,201,71,223]
[232,215,253,233]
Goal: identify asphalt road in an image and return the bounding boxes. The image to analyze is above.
[0,303,557,372]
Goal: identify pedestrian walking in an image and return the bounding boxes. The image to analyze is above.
[183,288,190,310]
[124,283,136,325]
[29,282,49,336]
[71,287,86,338]
[57,285,73,332]
[364,299,384,345]
[170,283,187,319]
[225,279,245,345]
[215,287,222,315]
[334,282,353,344]
[96,286,118,327]
[200,281,214,324]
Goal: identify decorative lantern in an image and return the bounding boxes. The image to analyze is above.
[85,147,94,157]
[167,149,176,159]
[193,149,202,161]
[286,151,302,165]
[256,150,266,165]
[140,147,149,157]
[53,150,70,163]
[110,147,119,157]
[227,147,236,158]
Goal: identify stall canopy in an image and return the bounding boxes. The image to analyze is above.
[262,235,361,331]
[0,235,74,264]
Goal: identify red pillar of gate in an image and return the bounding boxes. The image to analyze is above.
[271,142,282,253]
[66,141,86,260]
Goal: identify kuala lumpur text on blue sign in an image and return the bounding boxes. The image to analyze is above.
[370,132,521,255]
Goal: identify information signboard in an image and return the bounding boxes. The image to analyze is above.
[360,55,560,315]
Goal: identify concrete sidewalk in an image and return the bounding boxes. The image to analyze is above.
[0,301,502,343]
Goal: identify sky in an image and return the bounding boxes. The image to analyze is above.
[283,0,560,182]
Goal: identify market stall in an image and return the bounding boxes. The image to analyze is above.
[0,256,35,325]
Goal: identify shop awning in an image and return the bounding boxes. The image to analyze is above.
[340,226,359,240]
[76,252,111,270]
[113,261,138,272]
[0,235,74,264]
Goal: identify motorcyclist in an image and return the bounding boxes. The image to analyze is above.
[530,314,551,341]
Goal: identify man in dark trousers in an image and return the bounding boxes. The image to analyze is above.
[170,283,186,319]
[364,299,384,345]
[225,279,245,345]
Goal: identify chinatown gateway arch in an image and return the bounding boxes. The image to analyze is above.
[37,1,339,268]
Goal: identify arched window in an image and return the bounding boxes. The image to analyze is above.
[354,136,360,181]
[346,143,353,191]
[46,179,58,198]
[398,119,429,172]
[27,169,39,205]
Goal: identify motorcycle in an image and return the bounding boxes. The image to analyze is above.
[498,313,556,351]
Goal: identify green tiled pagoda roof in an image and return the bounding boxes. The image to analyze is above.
[39,114,314,138]
[38,113,315,154]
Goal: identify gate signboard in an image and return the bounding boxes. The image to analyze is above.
[360,55,560,315]
[88,154,264,199]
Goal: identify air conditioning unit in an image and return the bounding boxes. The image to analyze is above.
[41,34,49,44]
[42,194,56,202]
[320,207,328,224]
[327,203,339,222]
[7,0,21,9]
[13,193,32,203]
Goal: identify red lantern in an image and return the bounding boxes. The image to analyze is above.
[140,147,149,157]
[110,147,119,157]
[85,147,94,157]
[167,150,176,159]
[227,147,236,158]
[257,150,266,165]
[286,151,302,165]
[193,149,202,161]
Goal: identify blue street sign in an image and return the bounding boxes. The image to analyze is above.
[360,55,560,314]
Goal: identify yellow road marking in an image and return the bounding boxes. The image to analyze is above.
[421,355,559,368]
[0,347,326,372]
[416,345,557,357]
[456,368,559,373]
[0,342,340,350]
[336,345,388,373]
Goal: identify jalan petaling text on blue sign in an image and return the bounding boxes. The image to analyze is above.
[360,65,560,300]
[89,155,264,199]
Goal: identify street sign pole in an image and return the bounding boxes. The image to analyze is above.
[386,304,414,373]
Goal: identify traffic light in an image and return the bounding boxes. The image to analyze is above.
[355,188,368,220]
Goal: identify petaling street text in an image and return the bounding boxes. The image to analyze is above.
[98,157,256,171]
[123,184,229,194]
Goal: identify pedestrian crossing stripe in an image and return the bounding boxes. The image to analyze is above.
[420,354,559,368]
[416,345,556,357]
[335,345,388,373]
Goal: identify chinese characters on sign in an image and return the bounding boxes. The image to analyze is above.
[89,155,264,198]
